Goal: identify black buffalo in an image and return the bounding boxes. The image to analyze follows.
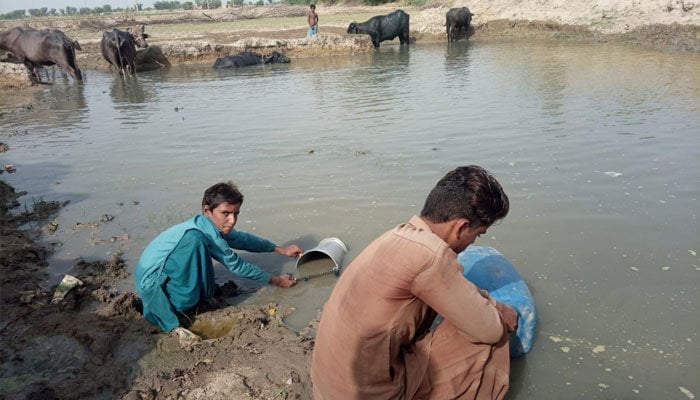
[213,51,290,69]
[0,27,82,83]
[101,26,150,76]
[347,9,409,48]
[446,7,474,42]
[134,45,171,72]
[41,28,82,51]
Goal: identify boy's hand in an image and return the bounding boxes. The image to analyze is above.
[270,274,297,288]
[275,244,304,258]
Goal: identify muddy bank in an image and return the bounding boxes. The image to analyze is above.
[0,176,316,399]
[80,21,700,70]
[1,0,698,87]
[0,63,35,89]
[74,29,377,70]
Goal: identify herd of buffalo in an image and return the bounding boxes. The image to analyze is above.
[0,7,473,84]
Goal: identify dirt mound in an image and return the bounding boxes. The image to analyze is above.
[125,305,315,399]
[620,22,700,51]
[0,62,33,89]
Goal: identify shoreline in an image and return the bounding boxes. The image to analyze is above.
[1,1,698,87]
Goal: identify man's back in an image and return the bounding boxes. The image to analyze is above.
[312,217,449,398]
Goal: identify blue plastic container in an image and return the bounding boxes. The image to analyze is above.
[457,246,537,358]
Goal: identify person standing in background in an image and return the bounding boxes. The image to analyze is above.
[308,4,319,37]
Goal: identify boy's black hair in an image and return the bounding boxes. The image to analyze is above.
[202,181,244,210]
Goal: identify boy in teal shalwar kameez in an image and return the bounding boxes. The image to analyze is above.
[135,181,302,345]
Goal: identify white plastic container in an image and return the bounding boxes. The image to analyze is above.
[295,237,348,276]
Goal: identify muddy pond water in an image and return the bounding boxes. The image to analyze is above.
[1,39,699,399]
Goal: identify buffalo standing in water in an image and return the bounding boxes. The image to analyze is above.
[347,9,410,48]
[213,51,290,69]
[0,27,82,83]
[101,26,150,76]
[446,7,474,42]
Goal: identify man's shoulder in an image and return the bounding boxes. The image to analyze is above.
[391,218,446,253]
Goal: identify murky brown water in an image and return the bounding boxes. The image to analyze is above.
[189,317,238,340]
[1,39,699,399]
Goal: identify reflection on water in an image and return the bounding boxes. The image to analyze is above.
[108,75,158,126]
[110,76,152,104]
[444,40,472,72]
[336,47,412,123]
[1,39,699,400]
[0,81,88,131]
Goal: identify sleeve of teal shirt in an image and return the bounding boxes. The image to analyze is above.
[225,230,277,253]
[209,232,274,283]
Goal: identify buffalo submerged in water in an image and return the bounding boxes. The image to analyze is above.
[213,51,290,69]
[347,9,410,48]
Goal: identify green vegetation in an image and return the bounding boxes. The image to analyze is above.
[0,3,141,19]
[280,0,313,5]
[153,0,219,10]
[194,0,223,8]
[1,9,26,19]
[1,0,401,20]
[0,0,278,19]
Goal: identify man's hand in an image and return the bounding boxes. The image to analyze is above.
[275,244,304,258]
[495,302,519,333]
[270,274,297,288]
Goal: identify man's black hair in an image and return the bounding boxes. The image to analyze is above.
[420,165,509,229]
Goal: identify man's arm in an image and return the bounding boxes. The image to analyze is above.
[412,250,508,344]
[477,288,519,332]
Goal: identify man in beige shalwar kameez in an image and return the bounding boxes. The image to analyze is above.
[311,165,519,400]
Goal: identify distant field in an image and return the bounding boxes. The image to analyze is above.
[0,6,402,42]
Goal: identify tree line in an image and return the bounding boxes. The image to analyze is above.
[0,4,141,19]
[149,0,273,10]
[0,0,402,19]
[0,0,296,19]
